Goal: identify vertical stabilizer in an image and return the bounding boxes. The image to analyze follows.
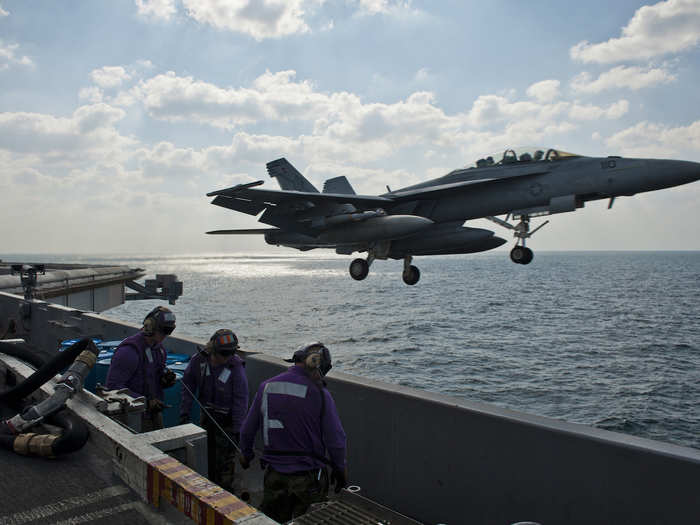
[266,158,319,193]
[323,176,356,195]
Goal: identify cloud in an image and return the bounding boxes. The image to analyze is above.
[0,3,8,17]
[570,0,700,63]
[90,66,132,88]
[606,120,700,157]
[181,0,316,40]
[569,100,629,120]
[79,86,104,103]
[0,104,131,159]
[0,40,34,71]
[128,70,343,128]
[123,68,633,163]
[571,65,676,93]
[355,0,414,16]
[135,0,177,20]
[414,67,431,82]
[526,80,560,102]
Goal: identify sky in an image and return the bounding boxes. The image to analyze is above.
[1,0,699,255]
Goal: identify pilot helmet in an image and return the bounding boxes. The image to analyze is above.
[287,341,332,377]
[207,328,239,356]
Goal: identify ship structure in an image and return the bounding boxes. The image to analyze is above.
[0,261,698,524]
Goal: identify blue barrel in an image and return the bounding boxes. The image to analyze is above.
[94,357,112,391]
[168,360,200,425]
[165,353,190,365]
[162,369,185,428]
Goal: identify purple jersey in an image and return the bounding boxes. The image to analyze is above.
[105,332,166,401]
[240,365,347,473]
[180,351,249,432]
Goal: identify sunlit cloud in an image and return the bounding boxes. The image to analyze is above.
[90,66,132,88]
[181,0,318,40]
[0,104,131,159]
[0,3,8,17]
[0,40,34,71]
[526,80,560,102]
[570,0,700,63]
[606,120,700,157]
[571,65,676,94]
[569,100,629,120]
[135,0,177,21]
[355,0,415,16]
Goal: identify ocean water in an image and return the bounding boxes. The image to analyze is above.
[8,251,700,450]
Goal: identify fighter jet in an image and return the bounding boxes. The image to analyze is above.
[206,147,700,285]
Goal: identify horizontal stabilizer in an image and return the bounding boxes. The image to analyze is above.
[323,176,356,195]
[210,195,267,215]
[206,228,279,235]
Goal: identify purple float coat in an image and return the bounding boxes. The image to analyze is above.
[180,351,249,432]
[240,365,347,473]
[105,332,166,401]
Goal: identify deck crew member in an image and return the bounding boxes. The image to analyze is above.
[239,342,347,523]
[179,329,249,491]
[105,306,177,431]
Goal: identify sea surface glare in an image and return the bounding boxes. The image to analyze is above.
[26,251,700,450]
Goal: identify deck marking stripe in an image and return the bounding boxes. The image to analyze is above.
[0,485,130,525]
[48,502,144,525]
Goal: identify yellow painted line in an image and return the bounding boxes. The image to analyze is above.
[147,456,257,523]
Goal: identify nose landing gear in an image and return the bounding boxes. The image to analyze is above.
[486,214,548,265]
[510,245,533,265]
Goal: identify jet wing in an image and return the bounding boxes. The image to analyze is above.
[390,165,550,201]
[390,178,498,200]
[208,183,393,209]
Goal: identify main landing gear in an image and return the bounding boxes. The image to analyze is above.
[402,256,420,285]
[348,254,421,285]
[486,214,549,265]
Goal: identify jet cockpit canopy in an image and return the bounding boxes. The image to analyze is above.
[471,147,581,168]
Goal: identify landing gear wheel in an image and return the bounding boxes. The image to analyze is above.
[521,247,534,264]
[510,246,530,264]
[349,258,369,280]
[402,265,420,285]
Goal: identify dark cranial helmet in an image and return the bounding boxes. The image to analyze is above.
[207,329,239,355]
[143,306,176,336]
[287,341,333,377]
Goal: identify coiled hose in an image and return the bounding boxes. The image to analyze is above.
[0,340,46,371]
[0,338,98,457]
[0,338,91,405]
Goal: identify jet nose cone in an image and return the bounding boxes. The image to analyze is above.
[647,159,700,188]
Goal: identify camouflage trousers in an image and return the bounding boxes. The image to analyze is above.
[260,467,329,523]
[201,415,237,491]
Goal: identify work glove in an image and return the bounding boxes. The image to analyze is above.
[330,468,347,493]
[179,414,190,425]
[161,368,177,388]
[148,399,166,413]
